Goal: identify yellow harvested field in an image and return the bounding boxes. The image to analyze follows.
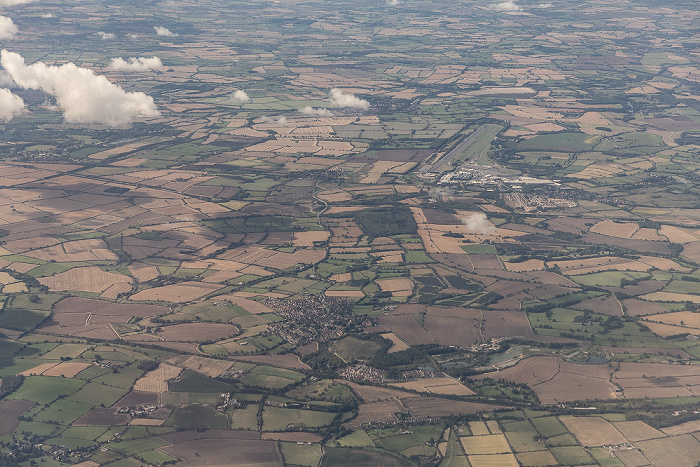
[392,377,475,396]
[660,225,700,243]
[292,230,330,247]
[218,295,275,314]
[661,420,700,436]
[469,421,491,436]
[613,421,665,442]
[133,363,182,392]
[128,263,160,282]
[330,273,352,282]
[20,363,59,376]
[381,332,410,353]
[169,355,233,377]
[42,362,91,378]
[631,228,666,241]
[101,282,133,299]
[39,266,132,294]
[589,220,639,238]
[559,416,627,447]
[644,321,700,338]
[360,161,403,184]
[468,454,519,467]
[505,259,545,271]
[2,282,28,293]
[485,420,501,434]
[129,418,165,426]
[645,311,700,329]
[637,256,689,272]
[130,281,222,302]
[547,256,669,275]
[376,278,413,292]
[641,292,700,304]
[110,158,147,167]
[460,434,512,454]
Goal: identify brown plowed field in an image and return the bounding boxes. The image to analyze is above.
[424,315,482,347]
[0,400,33,435]
[535,373,615,404]
[472,356,560,387]
[160,438,282,466]
[346,399,406,429]
[572,296,623,316]
[73,407,130,426]
[483,310,534,339]
[378,314,435,346]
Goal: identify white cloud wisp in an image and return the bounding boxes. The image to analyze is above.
[329,88,369,110]
[231,89,250,103]
[110,56,163,71]
[299,106,333,116]
[0,16,18,39]
[0,88,23,121]
[1,50,160,126]
[154,26,177,37]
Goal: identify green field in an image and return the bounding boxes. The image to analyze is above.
[262,406,336,431]
[8,376,85,404]
[230,405,260,430]
[332,337,382,362]
[171,404,230,430]
[531,417,568,438]
[280,442,323,467]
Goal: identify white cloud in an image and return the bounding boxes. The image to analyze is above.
[231,89,250,103]
[126,33,139,40]
[154,26,177,37]
[260,115,287,125]
[462,212,496,234]
[0,16,18,39]
[0,0,34,5]
[0,88,23,121]
[490,1,522,11]
[110,56,163,71]
[40,13,54,18]
[1,50,160,126]
[97,31,114,40]
[329,88,369,110]
[299,106,333,117]
[0,70,14,86]
[387,0,399,4]
[535,2,553,7]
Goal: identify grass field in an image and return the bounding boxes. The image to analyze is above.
[7,376,84,404]
[66,382,128,406]
[550,446,593,465]
[280,442,323,467]
[335,430,375,447]
[171,404,230,430]
[332,337,382,362]
[262,406,336,431]
[531,417,568,438]
[230,405,259,430]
